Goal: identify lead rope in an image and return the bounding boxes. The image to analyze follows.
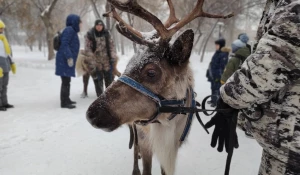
[225,111,238,175]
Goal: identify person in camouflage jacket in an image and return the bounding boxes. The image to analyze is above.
[206,0,300,174]
[84,19,119,97]
[221,41,253,138]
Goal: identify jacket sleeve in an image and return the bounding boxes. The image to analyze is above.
[220,2,300,109]
[8,56,14,65]
[84,33,93,54]
[108,33,117,62]
[210,53,221,80]
[60,27,75,60]
[0,34,11,56]
[221,58,236,84]
[220,53,229,73]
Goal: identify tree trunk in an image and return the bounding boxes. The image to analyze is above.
[105,3,111,31]
[46,28,55,60]
[127,13,137,53]
[28,44,33,51]
[114,30,120,52]
[89,0,101,19]
[194,33,202,53]
[200,21,219,62]
[120,33,125,55]
[37,0,58,60]
[41,17,55,60]
[38,34,43,52]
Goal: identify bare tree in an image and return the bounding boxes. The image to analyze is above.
[127,13,137,53]
[88,0,102,19]
[0,0,15,16]
[31,0,58,60]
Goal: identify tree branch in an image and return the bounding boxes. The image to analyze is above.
[48,0,58,14]
[89,0,101,18]
[0,1,15,16]
[30,0,43,12]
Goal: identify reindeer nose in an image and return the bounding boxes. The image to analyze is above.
[86,103,120,132]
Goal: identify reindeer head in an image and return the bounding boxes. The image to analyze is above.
[86,0,233,131]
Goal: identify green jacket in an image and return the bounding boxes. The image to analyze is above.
[221,47,251,84]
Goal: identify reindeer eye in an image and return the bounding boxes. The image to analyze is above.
[147,70,156,78]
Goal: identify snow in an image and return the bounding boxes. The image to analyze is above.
[41,5,51,17]
[0,46,262,175]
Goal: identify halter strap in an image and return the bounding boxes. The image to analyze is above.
[180,89,195,142]
[119,76,162,106]
[118,75,203,142]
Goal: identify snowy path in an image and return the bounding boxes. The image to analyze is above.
[0,51,262,175]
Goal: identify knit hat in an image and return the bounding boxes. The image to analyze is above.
[231,39,246,53]
[215,38,226,49]
[94,19,105,27]
[0,20,5,29]
[238,33,249,44]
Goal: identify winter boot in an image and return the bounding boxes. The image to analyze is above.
[4,104,14,108]
[0,106,7,111]
[69,100,76,104]
[81,92,88,98]
[60,77,75,109]
[61,104,76,109]
[82,74,89,98]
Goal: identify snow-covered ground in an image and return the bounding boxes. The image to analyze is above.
[0,46,262,175]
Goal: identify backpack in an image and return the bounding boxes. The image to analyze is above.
[53,31,61,51]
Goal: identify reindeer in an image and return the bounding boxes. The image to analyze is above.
[76,51,147,174]
[86,0,233,174]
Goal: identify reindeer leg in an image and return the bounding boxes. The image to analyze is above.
[82,74,89,97]
[140,147,152,175]
[132,143,141,175]
[161,166,166,175]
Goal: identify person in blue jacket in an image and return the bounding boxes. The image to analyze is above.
[207,38,230,107]
[55,14,81,109]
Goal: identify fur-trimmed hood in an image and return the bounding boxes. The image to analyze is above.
[221,47,231,53]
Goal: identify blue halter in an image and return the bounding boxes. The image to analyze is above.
[118,75,196,142]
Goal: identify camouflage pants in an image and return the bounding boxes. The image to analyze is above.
[259,150,300,175]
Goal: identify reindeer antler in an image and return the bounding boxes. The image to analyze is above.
[167,1,234,38]
[164,0,179,29]
[105,0,233,46]
[103,6,155,46]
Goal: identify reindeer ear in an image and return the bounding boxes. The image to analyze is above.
[167,29,194,65]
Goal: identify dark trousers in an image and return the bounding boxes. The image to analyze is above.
[83,74,90,95]
[60,76,71,106]
[0,73,9,106]
[93,70,114,97]
[211,81,221,105]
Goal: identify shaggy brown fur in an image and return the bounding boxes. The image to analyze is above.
[76,50,121,78]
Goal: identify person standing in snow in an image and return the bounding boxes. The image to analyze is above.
[55,14,81,109]
[83,19,119,97]
[207,38,230,107]
[0,20,16,111]
[205,0,300,174]
[221,38,252,138]
[238,33,251,53]
[220,38,248,85]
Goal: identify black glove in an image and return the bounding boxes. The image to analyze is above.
[205,98,239,153]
